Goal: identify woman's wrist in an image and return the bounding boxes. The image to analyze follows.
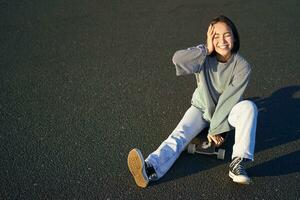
[205,44,213,55]
[196,44,209,56]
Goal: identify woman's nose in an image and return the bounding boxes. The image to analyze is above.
[219,36,225,43]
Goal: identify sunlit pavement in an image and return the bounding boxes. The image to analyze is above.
[1,1,300,199]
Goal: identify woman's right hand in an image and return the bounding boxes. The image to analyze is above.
[207,134,224,147]
[206,24,215,55]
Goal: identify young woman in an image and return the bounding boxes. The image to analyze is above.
[127,15,258,187]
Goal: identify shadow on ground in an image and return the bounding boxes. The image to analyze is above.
[150,85,300,185]
[248,149,300,177]
[248,85,300,177]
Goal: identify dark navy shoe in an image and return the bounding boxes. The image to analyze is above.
[229,157,251,184]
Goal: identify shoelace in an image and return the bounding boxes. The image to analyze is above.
[231,158,247,175]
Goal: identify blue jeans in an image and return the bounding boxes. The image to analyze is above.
[145,100,258,179]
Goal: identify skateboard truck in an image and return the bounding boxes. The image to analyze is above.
[186,130,226,160]
[187,142,225,160]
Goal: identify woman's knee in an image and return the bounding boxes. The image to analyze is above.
[238,100,258,116]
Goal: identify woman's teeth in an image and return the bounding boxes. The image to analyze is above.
[218,45,228,49]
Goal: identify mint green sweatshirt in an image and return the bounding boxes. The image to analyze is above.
[172,44,251,136]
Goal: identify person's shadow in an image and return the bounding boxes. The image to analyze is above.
[247,85,300,177]
[152,85,300,185]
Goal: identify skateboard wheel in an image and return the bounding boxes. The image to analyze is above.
[217,149,225,160]
[187,144,196,154]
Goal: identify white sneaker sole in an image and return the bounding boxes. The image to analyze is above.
[127,149,149,188]
[229,171,250,185]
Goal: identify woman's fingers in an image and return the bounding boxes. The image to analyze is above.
[207,135,212,143]
[208,24,215,35]
[207,24,211,33]
[215,135,224,147]
[210,26,215,37]
[210,25,214,34]
[206,24,215,55]
[207,135,224,147]
[207,135,218,144]
[207,25,213,35]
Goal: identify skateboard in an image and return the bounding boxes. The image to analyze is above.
[187,130,226,160]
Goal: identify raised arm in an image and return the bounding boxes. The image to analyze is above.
[172,44,207,76]
[172,24,216,76]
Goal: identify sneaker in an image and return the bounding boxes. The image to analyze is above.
[145,162,158,182]
[127,148,150,188]
[229,157,251,184]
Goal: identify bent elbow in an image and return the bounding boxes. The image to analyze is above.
[172,51,180,65]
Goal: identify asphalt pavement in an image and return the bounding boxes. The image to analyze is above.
[1,0,300,199]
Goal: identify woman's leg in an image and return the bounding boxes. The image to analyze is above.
[227,100,258,184]
[145,106,208,179]
[228,100,258,160]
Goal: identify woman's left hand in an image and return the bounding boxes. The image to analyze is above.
[207,134,224,147]
[206,24,215,55]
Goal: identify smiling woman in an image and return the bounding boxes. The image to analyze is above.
[127,15,258,187]
[207,15,240,62]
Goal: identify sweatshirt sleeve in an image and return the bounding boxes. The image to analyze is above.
[208,62,251,136]
[172,44,208,76]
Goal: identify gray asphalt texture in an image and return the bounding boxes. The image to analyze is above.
[1,0,300,199]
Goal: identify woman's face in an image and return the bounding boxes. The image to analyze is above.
[212,22,234,62]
